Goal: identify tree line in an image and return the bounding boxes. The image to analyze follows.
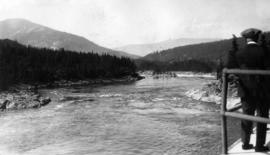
[0,39,137,90]
[136,59,216,73]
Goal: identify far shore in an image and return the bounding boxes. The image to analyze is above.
[37,75,145,89]
[0,75,145,112]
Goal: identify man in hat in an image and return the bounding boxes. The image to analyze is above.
[225,28,269,152]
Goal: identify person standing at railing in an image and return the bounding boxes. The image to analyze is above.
[225,28,269,152]
[260,33,270,110]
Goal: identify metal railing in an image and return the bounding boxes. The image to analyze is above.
[221,68,270,155]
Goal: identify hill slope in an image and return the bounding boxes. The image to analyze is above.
[115,38,219,56]
[137,33,270,72]
[142,38,243,62]
[143,32,270,62]
[0,18,139,58]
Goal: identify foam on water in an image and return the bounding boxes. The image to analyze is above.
[0,74,221,155]
[99,93,122,98]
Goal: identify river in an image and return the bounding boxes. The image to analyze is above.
[0,74,224,155]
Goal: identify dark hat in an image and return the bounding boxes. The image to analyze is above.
[241,28,262,40]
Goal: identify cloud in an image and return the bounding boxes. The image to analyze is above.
[0,0,270,47]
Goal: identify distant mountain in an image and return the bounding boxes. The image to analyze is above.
[0,18,139,59]
[115,38,220,56]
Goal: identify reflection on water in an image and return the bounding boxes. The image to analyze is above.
[0,76,221,155]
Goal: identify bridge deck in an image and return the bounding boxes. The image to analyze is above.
[228,126,270,155]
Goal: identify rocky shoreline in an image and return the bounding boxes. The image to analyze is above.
[185,80,241,109]
[0,85,51,111]
[0,75,144,112]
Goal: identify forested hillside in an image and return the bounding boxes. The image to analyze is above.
[143,38,246,62]
[138,32,270,72]
[0,39,137,90]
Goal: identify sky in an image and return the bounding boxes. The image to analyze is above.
[1,0,270,48]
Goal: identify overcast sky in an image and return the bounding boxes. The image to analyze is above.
[1,0,270,48]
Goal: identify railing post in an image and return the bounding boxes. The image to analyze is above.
[221,69,228,154]
[219,69,270,154]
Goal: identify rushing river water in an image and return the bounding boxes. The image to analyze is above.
[0,75,225,155]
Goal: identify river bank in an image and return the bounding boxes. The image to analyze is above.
[185,80,241,109]
[0,75,144,112]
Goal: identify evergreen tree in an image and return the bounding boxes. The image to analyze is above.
[0,39,137,90]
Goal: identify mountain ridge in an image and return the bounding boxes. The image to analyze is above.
[115,38,220,56]
[0,18,139,59]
